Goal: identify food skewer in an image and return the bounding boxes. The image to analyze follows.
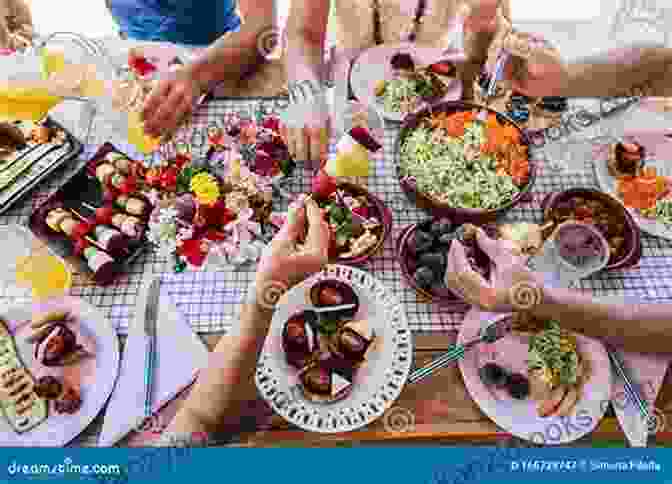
[81,201,145,239]
[43,208,117,280]
[45,207,116,255]
[68,207,130,254]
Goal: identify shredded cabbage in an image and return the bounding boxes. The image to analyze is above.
[528,321,578,386]
[655,199,672,225]
[380,78,421,113]
[399,122,520,209]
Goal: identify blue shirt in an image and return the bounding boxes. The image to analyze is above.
[107,0,241,46]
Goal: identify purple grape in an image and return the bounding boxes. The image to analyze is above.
[431,218,453,236]
[418,252,446,273]
[414,230,435,253]
[506,373,530,400]
[413,266,434,288]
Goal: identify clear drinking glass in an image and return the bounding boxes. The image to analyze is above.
[0,225,72,303]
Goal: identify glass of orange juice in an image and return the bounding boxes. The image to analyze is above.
[0,225,72,302]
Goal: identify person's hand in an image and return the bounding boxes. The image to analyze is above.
[254,196,330,307]
[141,68,204,137]
[279,81,329,164]
[445,226,545,313]
[486,24,570,97]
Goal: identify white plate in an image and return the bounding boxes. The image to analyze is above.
[458,313,611,445]
[256,265,412,433]
[0,296,119,446]
[593,131,672,241]
[350,43,464,122]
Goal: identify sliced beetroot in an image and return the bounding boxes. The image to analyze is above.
[348,127,381,152]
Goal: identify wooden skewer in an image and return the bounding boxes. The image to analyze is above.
[64,207,128,254]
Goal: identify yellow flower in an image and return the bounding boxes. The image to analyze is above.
[190,173,220,205]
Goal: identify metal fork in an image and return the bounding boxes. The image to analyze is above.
[476,50,511,123]
[605,344,652,428]
[407,317,511,384]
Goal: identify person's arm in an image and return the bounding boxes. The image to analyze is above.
[157,289,273,444]
[186,0,275,91]
[155,198,330,446]
[284,0,330,95]
[460,0,511,99]
[559,44,672,98]
[531,286,672,354]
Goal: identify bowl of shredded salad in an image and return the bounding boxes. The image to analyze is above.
[395,101,536,223]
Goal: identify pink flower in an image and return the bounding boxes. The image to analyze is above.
[262,116,280,132]
[352,205,370,218]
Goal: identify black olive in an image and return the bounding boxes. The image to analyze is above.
[506,373,530,400]
[431,218,453,236]
[479,363,508,386]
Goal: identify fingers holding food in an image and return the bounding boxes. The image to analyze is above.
[551,385,579,417]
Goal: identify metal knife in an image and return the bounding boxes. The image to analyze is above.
[605,344,651,447]
[143,277,160,418]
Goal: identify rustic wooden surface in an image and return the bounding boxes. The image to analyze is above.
[191,333,672,445]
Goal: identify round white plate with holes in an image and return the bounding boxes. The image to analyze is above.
[350,42,464,122]
[0,296,119,446]
[256,265,412,433]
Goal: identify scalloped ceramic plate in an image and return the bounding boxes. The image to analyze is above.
[350,43,464,122]
[458,313,611,445]
[0,296,119,446]
[255,265,412,433]
[593,130,672,241]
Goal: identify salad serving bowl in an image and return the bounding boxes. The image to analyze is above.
[395,101,537,224]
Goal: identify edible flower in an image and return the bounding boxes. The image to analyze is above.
[190,172,221,206]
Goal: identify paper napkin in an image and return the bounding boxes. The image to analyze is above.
[98,279,209,446]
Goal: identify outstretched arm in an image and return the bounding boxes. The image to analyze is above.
[445,225,672,355]
[142,0,275,136]
[284,0,330,87]
[560,44,672,98]
[157,198,330,445]
[530,287,672,354]
[186,0,276,89]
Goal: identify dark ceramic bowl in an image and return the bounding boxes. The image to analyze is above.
[395,101,536,224]
[325,182,393,265]
[395,219,491,307]
[541,188,641,271]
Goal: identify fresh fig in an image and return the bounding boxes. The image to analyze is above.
[309,280,359,319]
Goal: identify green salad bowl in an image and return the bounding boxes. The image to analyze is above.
[395,101,537,224]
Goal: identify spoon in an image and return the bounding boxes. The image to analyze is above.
[406,316,511,384]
